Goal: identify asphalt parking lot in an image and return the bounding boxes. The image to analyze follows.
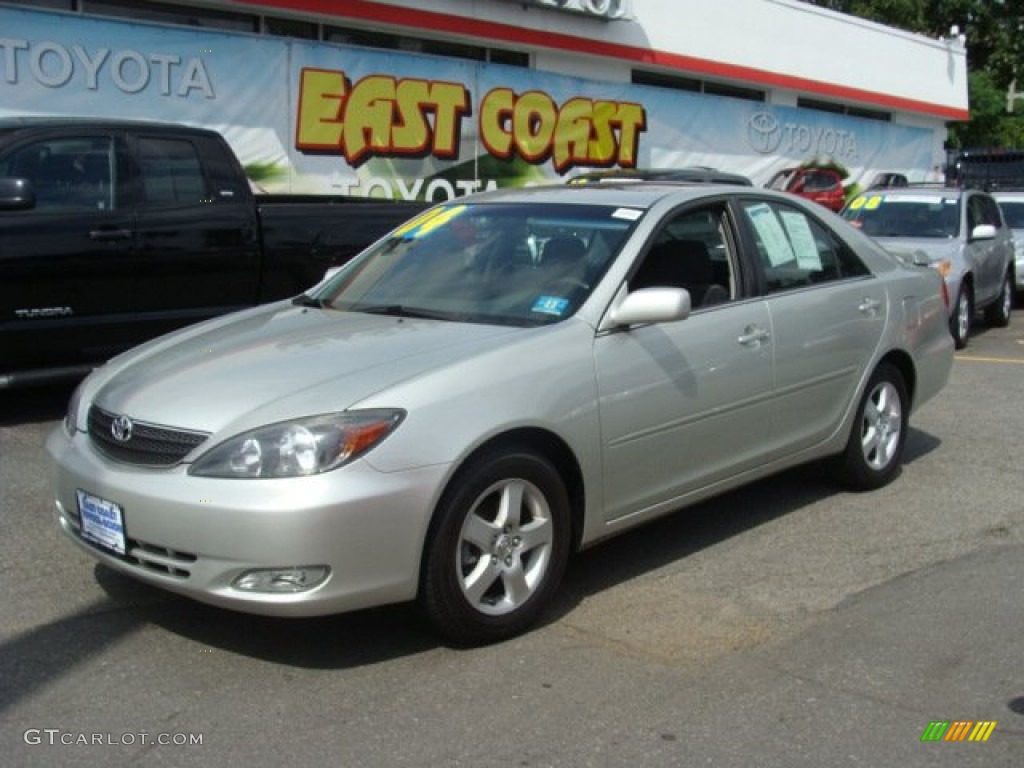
[1,315,1022,767]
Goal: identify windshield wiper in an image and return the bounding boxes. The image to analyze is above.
[354,304,457,321]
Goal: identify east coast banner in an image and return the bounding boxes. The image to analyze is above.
[0,6,937,199]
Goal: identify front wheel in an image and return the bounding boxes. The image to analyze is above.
[419,448,571,645]
[983,271,1012,328]
[950,284,972,350]
[833,363,908,491]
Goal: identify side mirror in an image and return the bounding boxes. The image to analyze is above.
[0,177,35,211]
[970,223,996,242]
[609,287,692,327]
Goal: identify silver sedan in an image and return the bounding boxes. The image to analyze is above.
[48,183,954,644]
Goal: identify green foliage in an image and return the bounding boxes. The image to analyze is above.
[799,157,851,180]
[242,161,286,184]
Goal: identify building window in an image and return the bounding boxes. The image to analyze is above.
[799,98,891,122]
[632,70,700,93]
[632,70,764,102]
[325,24,526,67]
[264,16,318,40]
[83,0,258,32]
[702,81,765,102]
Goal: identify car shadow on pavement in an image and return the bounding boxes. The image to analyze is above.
[546,424,943,627]
[0,425,943,703]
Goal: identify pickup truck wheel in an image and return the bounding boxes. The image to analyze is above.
[950,285,972,349]
[984,271,1012,328]
[420,448,570,646]
[833,363,908,491]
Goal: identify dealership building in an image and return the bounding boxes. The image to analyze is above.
[0,0,969,198]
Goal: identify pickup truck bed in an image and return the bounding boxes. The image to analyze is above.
[0,117,427,387]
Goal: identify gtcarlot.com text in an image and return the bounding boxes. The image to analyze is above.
[23,729,203,746]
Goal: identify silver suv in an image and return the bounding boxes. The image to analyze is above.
[842,186,1014,348]
[991,191,1024,303]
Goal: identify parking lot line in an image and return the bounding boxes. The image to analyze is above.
[954,355,1024,364]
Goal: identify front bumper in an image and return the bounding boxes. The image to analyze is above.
[46,425,449,617]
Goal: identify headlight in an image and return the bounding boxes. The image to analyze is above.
[189,409,405,478]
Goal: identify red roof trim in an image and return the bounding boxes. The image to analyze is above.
[231,0,968,121]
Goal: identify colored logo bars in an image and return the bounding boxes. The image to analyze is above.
[921,721,997,742]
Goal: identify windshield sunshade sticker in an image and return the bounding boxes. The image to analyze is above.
[392,204,470,240]
[531,296,570,316]
[612,207,643,221]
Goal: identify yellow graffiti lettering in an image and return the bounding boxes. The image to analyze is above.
[295,68,347,149]
[480,87,646,174]
[479,87,516,158]
[295,68,469,165]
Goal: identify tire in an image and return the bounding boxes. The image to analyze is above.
[983,271,1012,328]
[834,363,908,491]
[949,284,972,350]
[420,447,571,645]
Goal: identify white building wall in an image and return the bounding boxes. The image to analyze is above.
[357,0,968,121]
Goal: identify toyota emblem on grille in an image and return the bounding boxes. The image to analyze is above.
[111,415,133,443]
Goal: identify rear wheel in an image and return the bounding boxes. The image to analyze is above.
[420,448,570,645]
[984,271,1012,328]
[834,363,908,491]
[950,284,972,350]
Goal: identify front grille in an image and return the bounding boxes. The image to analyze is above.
[126,538,197,579]
[88,406,209,467]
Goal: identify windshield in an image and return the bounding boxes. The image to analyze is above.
[308,202,639,327]
[842,194,960,239]
[997,200,1024,229]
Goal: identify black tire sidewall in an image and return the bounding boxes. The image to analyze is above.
[420,448,571,645]
[950,287,971,349]
[985,273,1012,327]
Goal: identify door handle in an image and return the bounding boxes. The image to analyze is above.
[737,325,771,346]
[858,297,882,315]
[89,228,132,241]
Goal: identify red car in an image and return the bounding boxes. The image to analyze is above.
[766,167,846,212]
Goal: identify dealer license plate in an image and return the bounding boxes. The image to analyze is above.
[76,490,126,556]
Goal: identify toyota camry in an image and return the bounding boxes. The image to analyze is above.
[48,182,953,644]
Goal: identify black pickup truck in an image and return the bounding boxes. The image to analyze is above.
[0,117,428,387]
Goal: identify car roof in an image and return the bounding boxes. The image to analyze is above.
[462,181,761,209]
[0,116,220,137]
[568,167,753,186]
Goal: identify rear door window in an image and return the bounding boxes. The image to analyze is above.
[3,136,116,211]
[137,137,209,207]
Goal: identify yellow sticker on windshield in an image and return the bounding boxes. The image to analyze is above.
[864,195,883,210]
[848,196,867,210]
[391,204,469,240]
[391,207,445,239]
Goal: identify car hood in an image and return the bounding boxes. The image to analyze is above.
[874,237,960,265]
[89,302,524,434]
